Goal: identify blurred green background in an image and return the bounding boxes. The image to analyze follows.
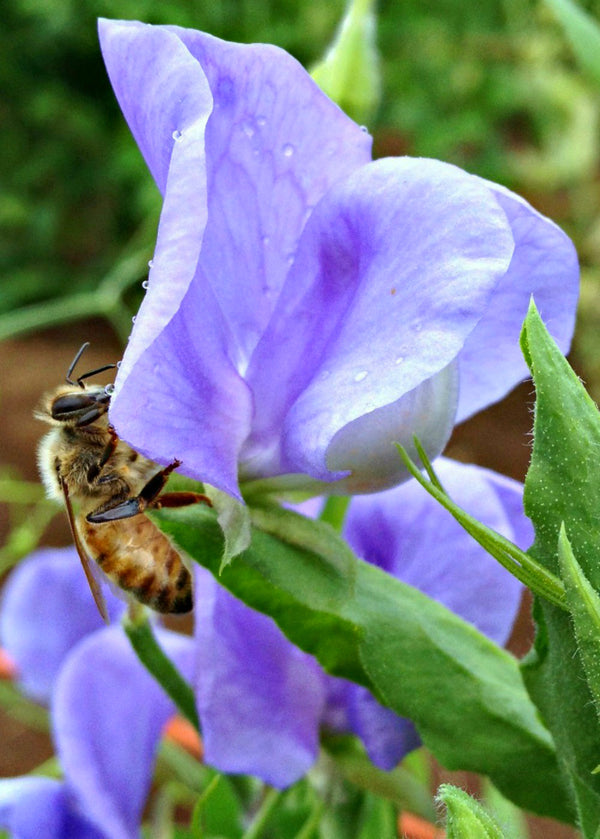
[1,0,599,361]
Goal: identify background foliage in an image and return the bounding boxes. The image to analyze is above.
[2,0,600,362]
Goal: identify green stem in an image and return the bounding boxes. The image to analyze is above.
[241,787,280,839]
[319,496,350,531]
[123,613,199,730]
[397,443,567,611]
[293,797,326,839]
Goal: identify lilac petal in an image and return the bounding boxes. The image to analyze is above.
[456,180,579,422]
[194,567,327,786]
[0,778,104,839]
[0,548,124,703]
[100,20,371,494]
[162,22,373,365]
[53,625,194,839]
[244,157,514,484]
[343,456,526,645]
[98,19,212,385]
[344,683,421,770]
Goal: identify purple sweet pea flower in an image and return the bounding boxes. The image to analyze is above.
[0,777,104,839]
[0,547,125,703]
[194,457,529,785]
[98,19,578,499]
[0,549,195,839]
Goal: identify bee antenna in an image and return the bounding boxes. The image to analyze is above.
[65,342,118,388]
[66,342,90,387]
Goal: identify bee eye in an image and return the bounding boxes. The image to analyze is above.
[52,392,110,424]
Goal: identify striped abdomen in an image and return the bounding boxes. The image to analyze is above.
[82,516,192,613]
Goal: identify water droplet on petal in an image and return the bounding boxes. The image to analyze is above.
[172,129,182,141]
[353,370,369,383]
[282,143,295,157]
[360,125,369,133]
[142,279,149,290]
[148,259,154,269]
[131,315,137,324]
[116,361,122,369]
[104,383,115,396]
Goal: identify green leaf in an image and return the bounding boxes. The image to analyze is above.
[154,503,570,822]
[437,785,505,839]
[311,0,381,124]
[557,524,600,722]
[520,300,600,835]
[204,485,252,570]
[546,0,600,87]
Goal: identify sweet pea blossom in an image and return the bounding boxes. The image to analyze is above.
[0,550,195,839]
[98,19,578,500]
[193,457,530,785]
[0,458,527,819]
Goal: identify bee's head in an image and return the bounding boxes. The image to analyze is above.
[35,342,117,427]
[36,384,112,427]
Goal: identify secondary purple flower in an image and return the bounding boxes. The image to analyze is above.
[0,549,195,839]
[194,457,529,785]
[98,19,578,499]
[0,547,125,703]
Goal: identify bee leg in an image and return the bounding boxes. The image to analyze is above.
[87,459,184,523]
[151,491,212,509]
[87,426,119,483]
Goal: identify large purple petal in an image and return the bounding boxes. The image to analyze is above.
[344,684,421,770]
[0,778,104,839]
[243,158,514,486]
[343,456,527,645]
[456,181,579,422]
[100,19,371,496]
[53,625,194,839]
[194,566,327,786]
[0,548,124,703]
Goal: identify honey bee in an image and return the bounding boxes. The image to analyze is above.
[35,342,211,621]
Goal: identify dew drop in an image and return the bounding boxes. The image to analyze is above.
[148,259,154,269]
[142,279,149,290]
[360,125,369,133]
[282,143,295,157]
[131,315,137,324]
[116,361,122,369]
[104,383,115,396]
[353,370,369,383]
[172,129,182,141]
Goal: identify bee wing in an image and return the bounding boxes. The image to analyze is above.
[60,477,109,624]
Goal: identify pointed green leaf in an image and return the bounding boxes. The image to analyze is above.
[557,523,600,722]
[311,0,381,124]
[546,0,600,87]
[438,785,505,839]
[154,502,570,822]
[520,300,600,835]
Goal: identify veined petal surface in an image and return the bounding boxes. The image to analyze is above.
[53,626,194,839]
